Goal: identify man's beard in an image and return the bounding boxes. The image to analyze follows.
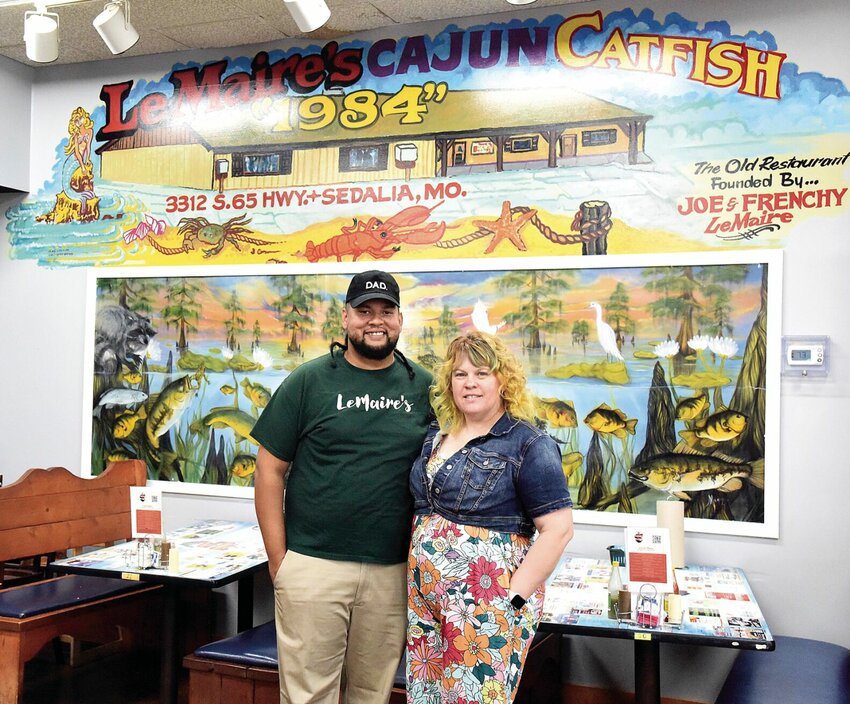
[348,333,398,360]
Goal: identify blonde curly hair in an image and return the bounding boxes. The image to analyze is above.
[64,107,93,154]
[431,331,536,431]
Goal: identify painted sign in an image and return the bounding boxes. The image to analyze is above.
[5,8,848,267]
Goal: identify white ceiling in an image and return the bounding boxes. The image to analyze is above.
[0,0,589,68]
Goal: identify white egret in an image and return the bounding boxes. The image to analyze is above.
[589,302,624,361]
[471,300,504,335]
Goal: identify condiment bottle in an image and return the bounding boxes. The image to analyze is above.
[608,560,623,619]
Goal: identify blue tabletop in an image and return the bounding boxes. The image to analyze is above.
[540,556,774,650]
[50,519,268,587]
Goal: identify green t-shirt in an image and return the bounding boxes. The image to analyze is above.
[251,351,432,564]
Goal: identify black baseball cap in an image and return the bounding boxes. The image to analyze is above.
[345,270,401,308]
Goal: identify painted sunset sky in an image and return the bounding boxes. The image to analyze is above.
[98,262,765,356]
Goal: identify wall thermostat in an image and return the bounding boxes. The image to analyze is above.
[781,336,829,378]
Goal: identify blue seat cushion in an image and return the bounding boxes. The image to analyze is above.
[0,575,148,619]
[194,620,278,668]
[716,635,850,704]
[194,620,408,685]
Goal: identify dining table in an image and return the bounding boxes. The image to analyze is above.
[50,519,268,704]
[538,556,775,704]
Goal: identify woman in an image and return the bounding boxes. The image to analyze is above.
[406,331,574,704]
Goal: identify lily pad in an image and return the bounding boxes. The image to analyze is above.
[671,371,730,388]
[177,350,228,373]
[228,353,262,372]
[546,361,630,384]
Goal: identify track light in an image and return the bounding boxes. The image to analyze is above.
[93,0,139,55]
[24,5,59,64]
[283,0,330,33]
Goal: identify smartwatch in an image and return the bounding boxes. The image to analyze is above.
[509,591,526,609]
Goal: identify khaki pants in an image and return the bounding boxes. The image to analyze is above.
[273,550,407,704]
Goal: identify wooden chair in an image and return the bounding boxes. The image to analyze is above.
[0,461,161,704]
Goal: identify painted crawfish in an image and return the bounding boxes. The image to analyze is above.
[303,201,445,262]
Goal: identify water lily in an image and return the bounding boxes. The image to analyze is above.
[688,334,713,372]
[222,347,234,360]
[708,336,738,358]
[653,340,680,358]
[688,335,711,351]
[654,340,681,400]
[252,347,272,369]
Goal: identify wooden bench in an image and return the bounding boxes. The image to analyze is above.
[0,461,162,704]
[715,635,850,704]
[183,620,562,704]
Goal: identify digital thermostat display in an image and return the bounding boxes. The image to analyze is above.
[786,344,824,366]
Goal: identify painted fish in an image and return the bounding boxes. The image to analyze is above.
[628,453,763,499]
[145,375,200,449]
[561,451,583,478]
[241,378,271,410]
[220,384,237,395]
[584,404,638,439]
[113,407,146,439]
[94,388,148,416]
[680,411,748,446]
[536,397,578,428]
[675,392,709,421]
[191,406,258,445]
[230,454,257,478]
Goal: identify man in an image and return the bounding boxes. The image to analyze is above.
[252,270,432,704]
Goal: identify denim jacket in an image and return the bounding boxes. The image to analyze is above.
[410,413,572,536]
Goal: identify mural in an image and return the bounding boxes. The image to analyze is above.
[82,251,781,537]
[5,8,849,266]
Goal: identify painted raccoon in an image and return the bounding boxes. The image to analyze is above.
[94,305,156,376]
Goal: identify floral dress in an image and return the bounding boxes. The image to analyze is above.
[406,448,544,704]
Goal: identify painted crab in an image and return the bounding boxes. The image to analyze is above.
[176,214,269,257]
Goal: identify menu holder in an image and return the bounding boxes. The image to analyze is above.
[625,526,674,594]
[130,486,163,539]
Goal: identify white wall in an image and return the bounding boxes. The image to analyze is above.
[0,193,87,476]
[1,1,848,701]
[0,56,32,191]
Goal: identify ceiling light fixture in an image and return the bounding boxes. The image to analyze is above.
[505,0,538,5]
[24,4,59,63]
[93,0,139,55]
[283,0,330,33]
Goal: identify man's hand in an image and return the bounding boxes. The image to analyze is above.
[268,551,286,582]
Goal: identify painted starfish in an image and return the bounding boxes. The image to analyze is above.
[473,200,537,254]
